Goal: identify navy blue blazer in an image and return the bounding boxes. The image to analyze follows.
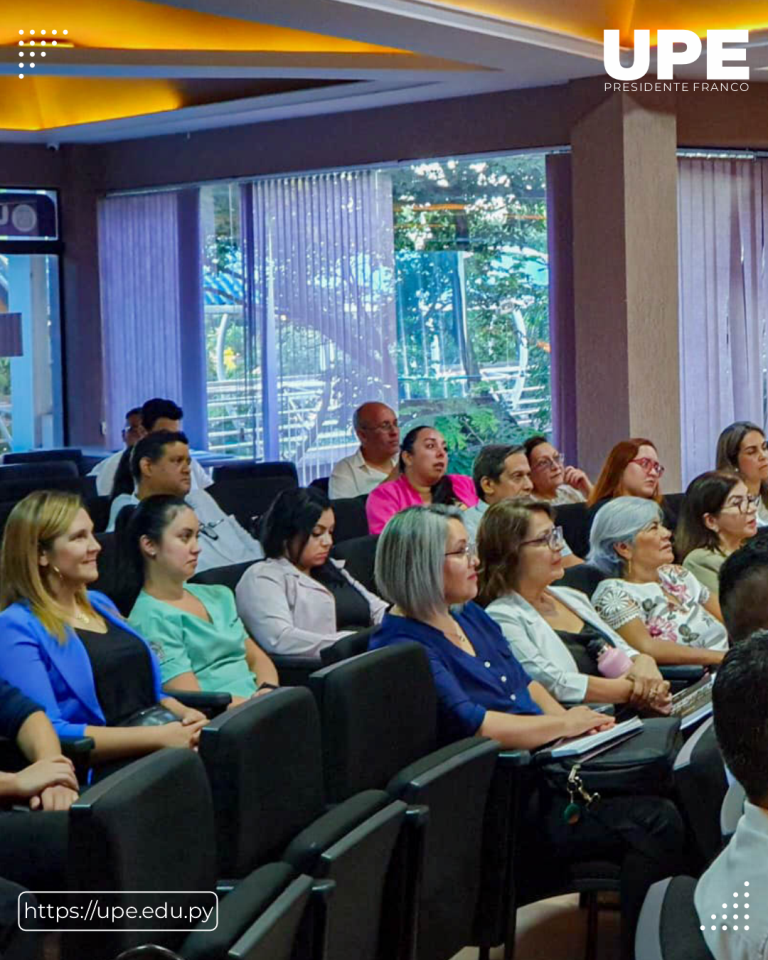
[0,591,165,738]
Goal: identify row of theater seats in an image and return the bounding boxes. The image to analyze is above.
[36,634,727,960]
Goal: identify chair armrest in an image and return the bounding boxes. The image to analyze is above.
[660,665,706,693]
[60,737,94,756]
[272,655,321,688]
[163,689,232,718]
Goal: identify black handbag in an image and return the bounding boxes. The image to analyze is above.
[534,716,682,797]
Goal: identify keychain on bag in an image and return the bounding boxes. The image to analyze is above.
[563,763,601,825]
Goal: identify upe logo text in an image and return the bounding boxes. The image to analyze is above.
[604,30,749,81]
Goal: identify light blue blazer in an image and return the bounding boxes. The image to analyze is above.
[0,590,165,739]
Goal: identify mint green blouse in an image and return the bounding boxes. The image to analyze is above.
[129,583,258,698]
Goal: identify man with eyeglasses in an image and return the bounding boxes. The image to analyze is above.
[107,431,264,572]
[329,402,400,500]
[463,444,583,567]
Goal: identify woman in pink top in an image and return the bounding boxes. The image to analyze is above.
[366,426,479,534]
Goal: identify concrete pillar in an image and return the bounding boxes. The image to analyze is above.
[571,92,682,491]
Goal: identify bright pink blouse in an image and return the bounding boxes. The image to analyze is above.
[365,473,479,535]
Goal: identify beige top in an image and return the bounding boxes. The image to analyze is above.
[682,548,726,597]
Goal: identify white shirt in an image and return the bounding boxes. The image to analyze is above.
[329,447,397,500]
[485,586,637,703]
[592,565,728,652]
[461,500,573,557]
[695,800,768,960]
[235,556,388,658]
[90,450,212,497]
[107,489,264,572]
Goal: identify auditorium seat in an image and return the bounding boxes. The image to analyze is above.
[554,502,592,559]
[209,476,295,533]
[198,690,408,960]
[86,495,112,533]
[4,447,85,475]
[64,748,317,960]
[673,717,728,867]
[330,534,378,593]
[635,876,713,960]
[558,561,606,598]
[329,495,369,543]
[212,460,299,485]
[308,644,506,960]
[319,626,377,666]
[190,560,259,592]
[310,476,330,495]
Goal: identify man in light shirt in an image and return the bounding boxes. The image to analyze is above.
[695,633,768,960]
[462,443,582,566]
[107,430,263,573]
[89,398,212,497]
[329,402,400,499]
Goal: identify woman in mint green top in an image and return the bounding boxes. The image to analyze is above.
[117,495,279,705]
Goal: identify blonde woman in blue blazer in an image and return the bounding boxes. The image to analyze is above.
[0,491,208,767]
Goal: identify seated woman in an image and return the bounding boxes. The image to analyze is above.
[369,504,687,960]
[476,499,670,711]
[589,497,728,666]
[716,421,768,527]
[587,438,677,527]
[117,496,279,706]
[0,491,208,774]
[366,426,478,535]
[524,436,592,505]
[676,471,758,597]
[236,488,388,658]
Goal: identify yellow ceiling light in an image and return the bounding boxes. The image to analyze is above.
[423,0,768,46]
[1,0,411,53]
[0,77,183,130]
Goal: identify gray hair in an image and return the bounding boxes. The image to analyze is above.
[587,496,664,576]
[375,504,464,619]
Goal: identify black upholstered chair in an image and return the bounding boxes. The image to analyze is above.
[558,561,606,598]
[635,876,714,960]
[310,476,330,495]
[4,447,84,474]
[211,461,299,485]
[208,477,295,533]
[319,626,377,667]
[330,535,378,594]
[328,495,369,543]
[85,495,112,533]
[64,748,315,960]
[554,501,592,559]
[198,690,407,960]
[308,644,505,960]
[190,560,258,592]
[673,716,728,867]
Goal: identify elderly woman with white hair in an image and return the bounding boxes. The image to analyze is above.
[589,497,727,666]
[369,503,688,960]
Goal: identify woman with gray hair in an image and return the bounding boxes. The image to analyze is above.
[589,497,727,666]
[370,503,688,960]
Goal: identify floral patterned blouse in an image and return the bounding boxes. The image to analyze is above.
[591,565,728,651]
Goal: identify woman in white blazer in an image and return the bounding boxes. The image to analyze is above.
[475,498,670,711]
[235,488,388,658]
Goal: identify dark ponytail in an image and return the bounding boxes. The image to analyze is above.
[114,494,189,615]
[399,426,460,506]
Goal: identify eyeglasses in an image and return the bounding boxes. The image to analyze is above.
[531,454,563,473]
[720,494,761,515]
[520,526,565,551]
[197,518,225,541]
[628,457,665,477]
[362,420,399,434]
[445,542,477,560]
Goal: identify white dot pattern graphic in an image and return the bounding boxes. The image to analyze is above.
[703,885,752,933]
[16,28,68,76]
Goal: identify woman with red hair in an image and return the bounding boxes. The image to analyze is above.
[587,439,676,527]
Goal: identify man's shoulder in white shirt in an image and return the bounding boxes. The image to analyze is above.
[696,800,768,960]
[329,447,396,499]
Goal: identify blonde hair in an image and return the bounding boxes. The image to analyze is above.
[0,490,97,641]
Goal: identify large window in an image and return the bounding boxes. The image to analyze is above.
[197,153,552,480]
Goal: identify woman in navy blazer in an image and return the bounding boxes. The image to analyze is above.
[0,491,208,765]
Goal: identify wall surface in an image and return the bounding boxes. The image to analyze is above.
[3,77,767,451]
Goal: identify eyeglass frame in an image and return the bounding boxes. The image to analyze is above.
[628,457,665,478]
[520,525,565,551]
[530,453,564,473]
[718,493,761,515]
[360,419,399,435]
[444,542,477,560]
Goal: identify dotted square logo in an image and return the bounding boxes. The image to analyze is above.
[17,29,69,78]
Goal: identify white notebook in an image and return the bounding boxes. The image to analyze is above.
[544,716,644,759]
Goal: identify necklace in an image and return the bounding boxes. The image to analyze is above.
[73,606,90,625]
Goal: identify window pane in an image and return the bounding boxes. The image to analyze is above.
[392,155,550,473]
[201,184,264,460]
